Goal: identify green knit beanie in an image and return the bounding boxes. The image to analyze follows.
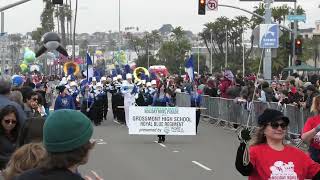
[44,109,93,153]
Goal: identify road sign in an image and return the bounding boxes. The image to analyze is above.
[259,24,279,49]
[66,45,80,57]
[287,14,306,22]
[206,0,218,11]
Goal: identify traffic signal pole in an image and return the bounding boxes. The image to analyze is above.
[291,1,298,65]
[263,0,272,81]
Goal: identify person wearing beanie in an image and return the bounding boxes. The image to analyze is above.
[54,85,75,111]
[15,110,100,180]
[235,108,320,179]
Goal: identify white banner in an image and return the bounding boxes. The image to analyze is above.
[128,106,196,135]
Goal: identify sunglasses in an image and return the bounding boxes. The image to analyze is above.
[31,97,38,101]
[4,119,17,124]
[269,122,288,130]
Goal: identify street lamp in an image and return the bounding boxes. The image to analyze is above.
[0,0,31,33]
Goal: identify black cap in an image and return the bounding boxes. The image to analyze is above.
[56,85,66,93]
[306,85,316,92]
[258,109,289,126]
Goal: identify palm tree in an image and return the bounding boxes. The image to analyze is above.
[41,0,55,32]
[151,30,162,52]
[171,26,185,41]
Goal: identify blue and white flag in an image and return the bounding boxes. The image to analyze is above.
[185,55,194,82]
[84,53,94,81]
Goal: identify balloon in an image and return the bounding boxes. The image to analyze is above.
[20,64,28,72]
[30,64,40,72]
[24,50,36,63]
[95,50,103,56]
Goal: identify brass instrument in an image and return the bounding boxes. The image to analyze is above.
[133,67,150,83]
[63,61,80,76]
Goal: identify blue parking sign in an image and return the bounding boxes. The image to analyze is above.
[259,24,279,49]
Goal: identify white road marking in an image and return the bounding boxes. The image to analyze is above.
[172,150,180,153]
[91,138,107,145]
[159,143,166,148]
[153,141,167,148]
[97,142,107,145]
[192,161,212,171]
[113,120,121,125]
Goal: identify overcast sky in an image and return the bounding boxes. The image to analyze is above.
[1,0,319,34]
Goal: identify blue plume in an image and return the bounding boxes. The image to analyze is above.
[124,64,131,74]
[140,72,146,80]
[116,67,122,75]
[70,74,75,81]
[67,66,75,75]
[111,70,117,78]
[150,72,157,80]
[131,85,138,95]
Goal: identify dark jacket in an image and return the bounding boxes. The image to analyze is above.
[0,135,16,170]
[17,116,45,147]
[14,168,84,180]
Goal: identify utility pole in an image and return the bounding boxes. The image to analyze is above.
[118,0,121,52]
[210,30,213,74]
[197,36,200,74]
[73,0,78,59]
[292,1,298,65]
[1,12,3,34]
[225,25,228,68]
[263,0,272,81]
[242,33,245,77]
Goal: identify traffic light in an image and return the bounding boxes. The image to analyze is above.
[295,60,302,66]
[295,39,302,55]
[198,0,206,15]
[285,41,292,54]
[52,0,63,5]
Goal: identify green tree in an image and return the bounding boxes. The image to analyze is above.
[41,0,54,32]
[158,27,191,73]
[200,16,251,72]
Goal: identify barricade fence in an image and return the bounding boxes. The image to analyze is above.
[176,93,314,137]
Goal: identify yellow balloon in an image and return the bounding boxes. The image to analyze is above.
[20,64,28,69]
[95,50,103,55]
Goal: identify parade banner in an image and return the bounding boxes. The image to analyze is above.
[128,106,196,135]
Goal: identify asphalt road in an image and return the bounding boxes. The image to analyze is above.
[80,111,246,180]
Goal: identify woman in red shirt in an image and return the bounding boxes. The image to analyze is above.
[302,95,320,163]
[236,109,320,180]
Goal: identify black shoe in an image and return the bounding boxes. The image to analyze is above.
[161,136,166,143]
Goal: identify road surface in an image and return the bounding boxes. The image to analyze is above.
[80,112,246,180]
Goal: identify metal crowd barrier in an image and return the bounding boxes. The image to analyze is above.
[176,93,315,138]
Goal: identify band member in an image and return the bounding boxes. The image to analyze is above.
[69,81,80,110]
[100,77,109,120]
[121,73,138,127]
[90,83,104,126]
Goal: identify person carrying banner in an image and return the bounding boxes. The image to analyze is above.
[152,83,173,143]
[235,109,320,179]
[188,84,202,134]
